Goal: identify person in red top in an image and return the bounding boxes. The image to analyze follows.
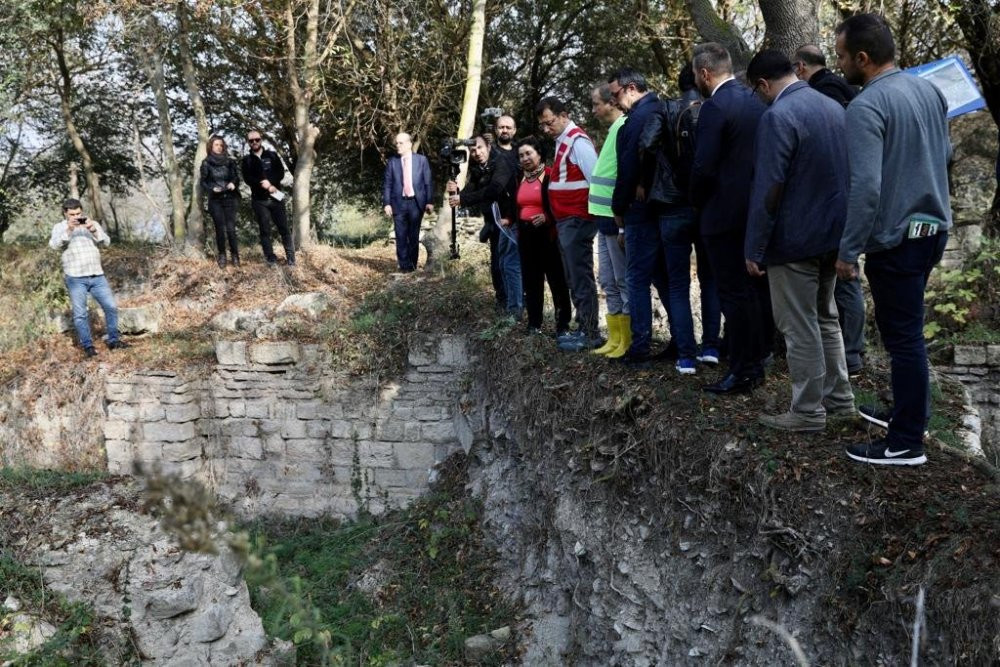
[514,136,572,335]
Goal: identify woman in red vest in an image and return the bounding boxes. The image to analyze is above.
[514,136,571,335]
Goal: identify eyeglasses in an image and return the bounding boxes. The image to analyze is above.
[248,137,262,144]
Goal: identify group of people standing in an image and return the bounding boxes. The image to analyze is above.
[199,130,297,268]
[384,13,953,468]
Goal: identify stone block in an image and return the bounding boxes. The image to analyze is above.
[277,461,324,482]
[328,439,356,463]
[256,420,281,436]
[407,335,437,366]
[285,439,327,463]
[375,420,405,442]
[372,468,428,489]
[262,433,284,455]
[104,420,131,441]
[438,336,470,366]
[281,420,307,439]
[229,436,264,460]
[105,440,133,473]
[305,420,329,438]
[296,401,326,419]
[107,403,136,421]
[394,442,436,470]
[413,406,449,421]
[136,440,163,462]
[143,421,196,442]
[987,345,1000,366]
[953,344,987,366]
[139,401,166,422]
[357,441,395,468]
[105,382,135,403]
[249,342,300,366]
[215,341,248,366]
[118,306,160,335]
[228,400,248,418]
[165,403,200,423]
[162,439,203,462]
[211,400,231,418]
[421,422,456,445]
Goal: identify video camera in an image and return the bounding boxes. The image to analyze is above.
[439,137,476,171]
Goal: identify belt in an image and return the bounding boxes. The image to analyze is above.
[401,195,416,200]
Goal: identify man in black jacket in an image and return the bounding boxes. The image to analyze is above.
[446,136,521,317]
[241,130,295,267]
[793,44,858,108]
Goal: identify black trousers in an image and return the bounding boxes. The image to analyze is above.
[208,196,239,261]
[518,221,571,331]
[251,198,295,263]
[702,226,770,378]
[392,199,423,271]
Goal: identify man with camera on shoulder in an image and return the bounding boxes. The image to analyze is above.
[447,135,522,318]
[48,198,128,359]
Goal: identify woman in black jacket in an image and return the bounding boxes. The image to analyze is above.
[200,135,241,268]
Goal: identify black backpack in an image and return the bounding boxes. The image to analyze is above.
[662,97,701,193]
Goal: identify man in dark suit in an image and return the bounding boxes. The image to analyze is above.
[793,43,867,376]
[383,132,434,272]
[745,50,855,432]
[690,42,770,394]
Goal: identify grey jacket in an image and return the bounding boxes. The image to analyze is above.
[839,68,952,264]
[745,81,848,266]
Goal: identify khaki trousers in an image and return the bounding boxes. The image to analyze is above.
[768,253,854,418]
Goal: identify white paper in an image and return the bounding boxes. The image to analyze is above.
[270,190,285,202]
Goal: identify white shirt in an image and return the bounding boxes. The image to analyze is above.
[711,76,736,97]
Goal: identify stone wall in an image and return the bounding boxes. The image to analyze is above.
[103,335,472,518]
[937,343,1000,461]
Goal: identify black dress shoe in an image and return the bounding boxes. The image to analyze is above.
[83,346,98,358]
[107,340,130,350]
[650,341,678,362]
[616,350,652,369]
[702,373,762,395]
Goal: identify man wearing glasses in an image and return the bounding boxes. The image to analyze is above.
[241,131,296,267]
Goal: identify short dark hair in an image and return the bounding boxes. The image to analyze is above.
[62,198,82,212]
[535,96,567,117]
[692,43,733,76]
[608,67,649,92]
[592,83,614,104]
[794,44,826,67]
[746,50,794,83]
[516,136,547,161]
[678,61,696,92]
[835,13,896,66]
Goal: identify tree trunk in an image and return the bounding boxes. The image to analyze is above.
[139,17,186,244]
[683,0,751,71]
[757,0,820,58]
[953,0,1000,235]
[52,36,104,221]
[177,1,207,252]
[424,0,486,268]
[286,0,321,249]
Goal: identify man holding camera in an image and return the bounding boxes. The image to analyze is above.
[49,198,127,358]
[446,135,522,318]
[241,130,296,267]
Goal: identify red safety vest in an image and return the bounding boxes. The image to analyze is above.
[549,125,593,221]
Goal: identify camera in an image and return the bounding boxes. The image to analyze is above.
[440,137,476,167]
[480,107,503,134]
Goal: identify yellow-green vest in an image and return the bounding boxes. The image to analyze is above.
[588,115,625,218]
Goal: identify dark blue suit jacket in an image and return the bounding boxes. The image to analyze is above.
[382,153,434,212]
[690,79,766,236]
[745,81,848,266]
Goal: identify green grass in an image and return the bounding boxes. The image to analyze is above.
[318,205,390,249]
[0,468,107,495]
[243,462,518,665]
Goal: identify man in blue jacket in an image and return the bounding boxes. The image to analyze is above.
[835,14,952,466]
[383,132,434,272]
[744,50,855,432]
[690,43,770,394]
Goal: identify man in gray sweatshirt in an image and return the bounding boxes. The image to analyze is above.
[834,14,951,466]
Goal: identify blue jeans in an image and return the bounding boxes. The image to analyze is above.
[624,202,665,356]
[497,224,523,315]
[660,207,713,360]
[864,232,948,449]
[66,274,119,350]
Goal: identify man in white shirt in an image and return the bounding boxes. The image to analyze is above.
[48,198,127,358]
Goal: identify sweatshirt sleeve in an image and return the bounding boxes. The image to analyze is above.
[839,101,885,265]
[611,117,636,216]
